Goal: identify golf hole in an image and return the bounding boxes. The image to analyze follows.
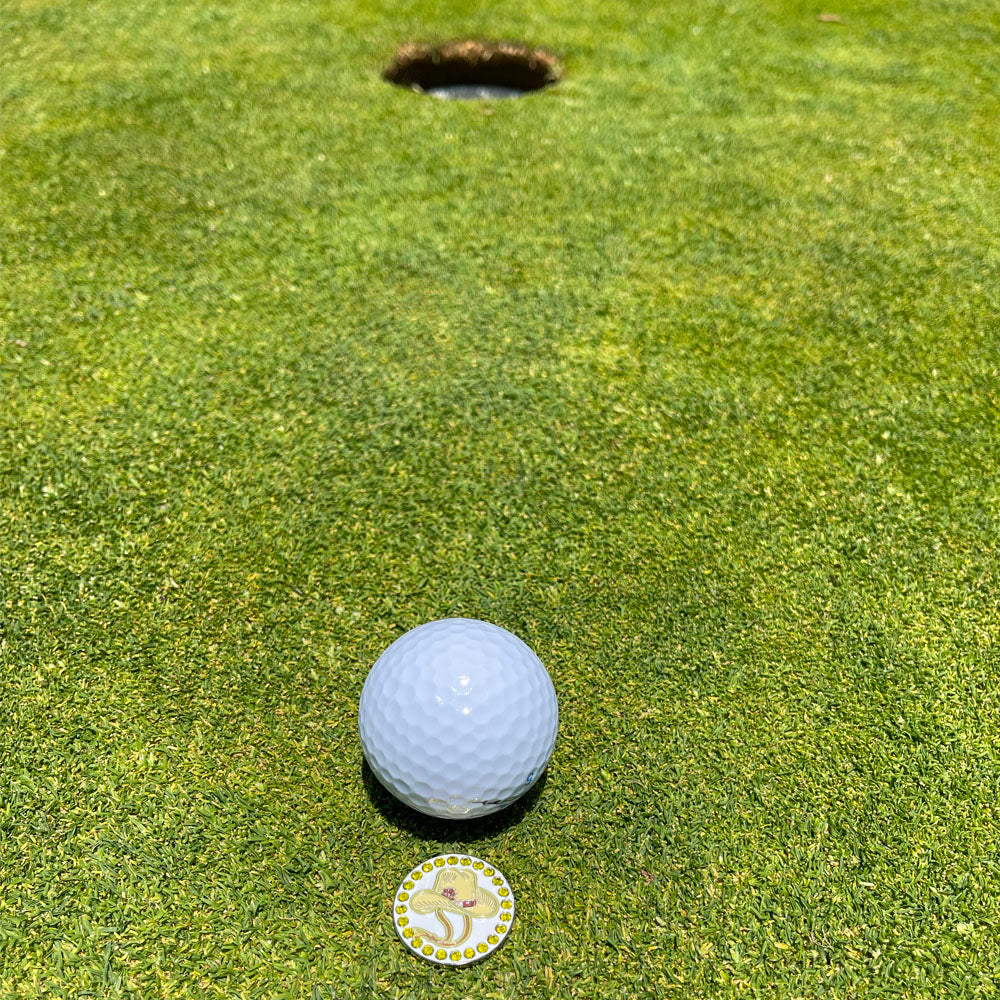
[383,40,561,100]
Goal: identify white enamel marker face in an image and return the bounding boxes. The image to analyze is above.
[393,855,515,966]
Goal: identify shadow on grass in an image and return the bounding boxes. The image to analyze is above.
[362,758,548,843]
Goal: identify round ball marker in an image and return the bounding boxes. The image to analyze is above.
[392,854,515,966]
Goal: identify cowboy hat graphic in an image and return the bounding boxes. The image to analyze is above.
[409,867,500,946]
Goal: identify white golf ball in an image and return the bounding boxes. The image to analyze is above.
[358,618,558,819]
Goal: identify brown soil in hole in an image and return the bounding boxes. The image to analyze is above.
[383,40,561,93]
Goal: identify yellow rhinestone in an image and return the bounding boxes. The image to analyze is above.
[493,877,503,885]
[434,858,445,867]
[447,856,458,865]
[398,917,408,927]
[488,934,499,944]
[460,858,471,866]
[398,892,409,901]
[501,900,512,909]
[436,949,446,960]
[498,888,508,897]
[422,863,432,872]
[473,861,484,870]
[496,924,507,934]
[477,942,488,953]
[403,881,414,890]
[450,951,462,961]
[395,905,406,914]
[412,937,423,948]
[402,928,413,939]
[464,948,475,959]
[422,945,433,956]
[483,868,494,876]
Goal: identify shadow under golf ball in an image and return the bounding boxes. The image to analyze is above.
[361,758,549,840]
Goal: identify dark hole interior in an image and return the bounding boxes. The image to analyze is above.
[384,41,561,95]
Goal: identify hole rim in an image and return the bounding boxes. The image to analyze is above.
[382,39,562,97]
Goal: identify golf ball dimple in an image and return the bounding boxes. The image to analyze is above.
[358,618,558,819]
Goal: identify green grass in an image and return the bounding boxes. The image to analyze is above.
[2,0,999,996]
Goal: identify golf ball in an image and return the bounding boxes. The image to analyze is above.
[358,618,558,819]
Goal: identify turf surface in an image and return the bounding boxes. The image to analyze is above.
[2,1,999,996]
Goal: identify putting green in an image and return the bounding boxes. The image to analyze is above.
[2,1,998,997]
